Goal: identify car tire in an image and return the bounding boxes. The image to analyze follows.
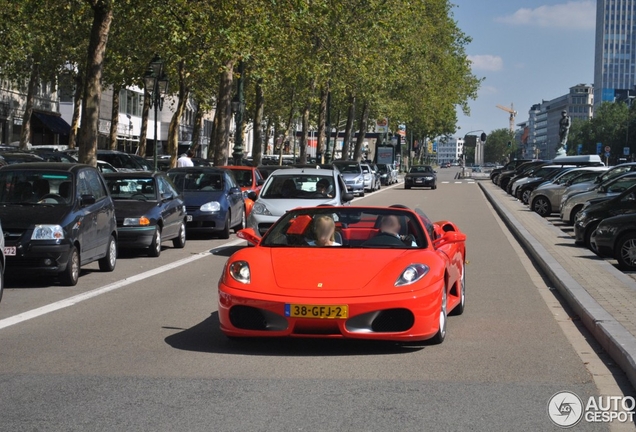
[449,263,465,316]
[219,213,230,239]
[532,196,552,217]
[359,192,365,197]
[492,174,499,184]
[500,179,509,190]
[430,287,447,344]
[569,204,584,225]
[98,235,117,272]
[233,207,246,233]
[521,189,532,205]
[172,221,186,248]
[405,185,411,190]
[584,221,600,249]
[59,246,80,286]
[148,227,162,257]
[432,184,437,190]
[616,233,636,271]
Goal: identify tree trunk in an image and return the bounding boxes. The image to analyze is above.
[68,69,83,149]
[212,60,234,166]
[299,101,310,164]
[263,117,272,155]
[19,63,39,150]
[341,93,356,160]
[168,60,190,169]
[138,89,150,156]
[317,84,328,162]
[190,100,204,153]
[108,85,120,150]
[208,104,218,160]
[353,100,369,161]
[252,79,264,167]
[78,1,113,166]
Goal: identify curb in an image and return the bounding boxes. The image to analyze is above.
[479,182,636,390]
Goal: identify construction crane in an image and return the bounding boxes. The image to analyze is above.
[496,103,517,132]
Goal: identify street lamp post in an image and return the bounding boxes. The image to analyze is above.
[143,55,169,172]
[232,61,245,166]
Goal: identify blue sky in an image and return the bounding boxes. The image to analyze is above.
[452,0,595,137]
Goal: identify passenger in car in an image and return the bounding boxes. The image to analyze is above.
[308,215,341,246]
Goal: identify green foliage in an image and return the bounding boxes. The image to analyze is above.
[567,102,630,158]
[483,128,515,164]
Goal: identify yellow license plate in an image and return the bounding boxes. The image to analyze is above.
[285,304,348,319]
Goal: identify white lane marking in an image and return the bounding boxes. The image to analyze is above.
[442,181,450,184]
[0,238,245,331]
[454,181,462,184]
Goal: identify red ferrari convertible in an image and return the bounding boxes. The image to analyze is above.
[218,206,466,343]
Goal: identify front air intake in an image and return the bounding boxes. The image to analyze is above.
[371,309,415,332]
[229,305,267,330]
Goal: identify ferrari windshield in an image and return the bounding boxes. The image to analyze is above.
[0,170,73,205]
[260,174,335,199]
[260,207,430,249]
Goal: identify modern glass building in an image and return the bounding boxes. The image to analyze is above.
[594,0,636,106]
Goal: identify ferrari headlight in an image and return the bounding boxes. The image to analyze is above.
[32,224,64,240]
[252,202,272,215]
[200,201,221,212]
[123,216,150,226]
[229,260,250,284]
[395,264,429,286]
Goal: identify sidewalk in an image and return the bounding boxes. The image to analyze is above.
[479,180,636,389]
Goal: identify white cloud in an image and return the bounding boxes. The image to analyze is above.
[495,1,595,30]
[467,54,504,71]
[479,85,499,95]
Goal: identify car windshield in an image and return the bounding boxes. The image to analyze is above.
[168,172,224,192]
[99,153,143,170]
[260,174,335,199]
[231,170,253,188]
[377,165,388,173]
[409,166,433,174]
[260,208,428,249]
[0,170,73,205]
[334,163,360,174]
[106,177,157,200]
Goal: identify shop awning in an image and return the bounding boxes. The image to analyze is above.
[33,112,71,135]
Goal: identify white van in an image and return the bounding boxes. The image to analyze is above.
[551,154,604,166]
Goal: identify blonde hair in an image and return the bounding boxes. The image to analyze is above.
[313,215,335,243]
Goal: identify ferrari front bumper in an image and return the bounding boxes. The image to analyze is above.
[217,279,445,342]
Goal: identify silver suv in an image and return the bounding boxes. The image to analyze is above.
[333,160,365,196]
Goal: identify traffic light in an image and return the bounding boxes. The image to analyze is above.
[480,132,487,142]
[507,141,512,148]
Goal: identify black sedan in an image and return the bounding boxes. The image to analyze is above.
[591,213,636,270]
[404,165,437,190]
[104,172,187,257]
[167,167,246,239]
[0,163,117,286]
[575,184,636,248]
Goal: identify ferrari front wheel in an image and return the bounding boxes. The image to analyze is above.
[430,287,447,344]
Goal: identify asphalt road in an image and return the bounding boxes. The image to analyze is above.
[0,168,630,431]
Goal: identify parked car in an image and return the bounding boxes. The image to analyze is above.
[560,172,636,225]
[377,163,396,185]
[30,149,77,163]
[130,154,153,171]
[560,162,636,206]
[246,168,354,236]
[574,184,636,248]
[0,152,45,165]
[103,172,187,257]
[529,167,608,217]
[97,160,118,173]
[220,165,265,198]
[333,160,365,196]
[590,213,636,270]
[257,165,293,180]
[490,159,532,183]
[511,165,573,203]
[404,165,437,190]
[0,162,117,286]
[497,160,546,190]
[360,163,380,192]
[65,149,145,171]
[167,167,246,239]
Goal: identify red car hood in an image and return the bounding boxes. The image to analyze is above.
[269,248,410,291]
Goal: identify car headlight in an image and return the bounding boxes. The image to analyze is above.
[395,264,429,286]
[425,176,433,180]
[32,224,64,240]
[252,202,272,215]
[229,260,250,284]
[200,201,221,212]
[355,176,363,184]
[123,216,150,226]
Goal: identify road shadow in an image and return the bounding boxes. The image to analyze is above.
[5,269,93,288]
[164,312,422,356]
